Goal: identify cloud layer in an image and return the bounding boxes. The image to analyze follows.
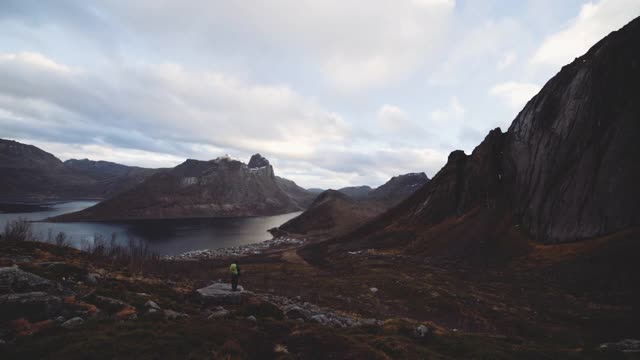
[0,0,636,188]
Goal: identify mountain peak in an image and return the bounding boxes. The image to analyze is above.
[248,153,270,169]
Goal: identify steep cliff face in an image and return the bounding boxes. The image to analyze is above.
[504,17,640,243]
[53,154,314,221]
[321,17,640,258]
[398,129,505,226]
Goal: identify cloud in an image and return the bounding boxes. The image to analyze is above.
[93,0,457,92]
[428,17,528,86]
[0,52,348,158]
[0,51,446,188]
[497,51,517,70]
[430,96,465,122]
[16,139,185,169]
[488,82,541,110]
[531,0,640,68]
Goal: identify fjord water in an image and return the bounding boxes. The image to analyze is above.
[0,201,301,255]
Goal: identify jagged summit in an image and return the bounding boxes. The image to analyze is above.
[53,151,312,221]
[248,153,270,169]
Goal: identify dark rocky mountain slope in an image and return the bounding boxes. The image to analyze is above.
[54,154,315,221]
[274,173,429,237]
[337,186,372,199]
[273,190,387,238]
[367,172,429,206]
[306,16,640,263]
[0,139,158,201]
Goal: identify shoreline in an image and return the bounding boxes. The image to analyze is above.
[162,236,307,260]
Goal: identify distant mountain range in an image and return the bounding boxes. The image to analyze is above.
[273,173,429,238]
[0,139,160,202]
[336,173,428,204]
[1,139,428,222]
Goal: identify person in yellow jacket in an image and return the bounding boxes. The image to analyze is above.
[230,259,241,291]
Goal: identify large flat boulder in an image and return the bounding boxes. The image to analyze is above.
[0,291,63,321]
[0,267,59,294]
[195,283,244,305]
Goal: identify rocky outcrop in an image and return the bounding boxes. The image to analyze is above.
[60,317,84,329]
[195,283,244,305]
[248,153,270,169]
[258,293,382,328]
[0,267,59,294]
[53,154,315,221]
[0,292,63,321]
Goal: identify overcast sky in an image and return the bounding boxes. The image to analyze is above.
[1,0,638,188]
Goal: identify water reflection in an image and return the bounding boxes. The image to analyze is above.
[0,201,300,255]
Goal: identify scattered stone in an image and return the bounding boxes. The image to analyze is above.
[84,273,100,285]
[0,292,63,321]
[600,339,640,353]
[144,308,163,320]
[163,237,307,261]
[0,267,58,294]
[61,317,84,329]
[145,300,161,310]
[311,314,330,325]
[116,307,138,321]
[414,324,432,339]
[284,305,312,321]
[206,309,231,319]
[195,283,244,305]
[370,287,378,294]
[247,315,257,322]
[86,295,133,313]
[164,309,189,320]
[54,316,66,323]
[272,296,373,328]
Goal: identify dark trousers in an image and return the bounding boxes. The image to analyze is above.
[231,274,239,291]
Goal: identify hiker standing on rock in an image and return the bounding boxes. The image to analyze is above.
[230,259,241,291]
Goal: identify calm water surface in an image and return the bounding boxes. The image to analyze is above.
[0,201,301,255]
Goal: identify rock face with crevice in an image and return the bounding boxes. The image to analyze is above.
[503,18,640,242]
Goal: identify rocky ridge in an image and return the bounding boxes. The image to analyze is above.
[52,154,315,221]
[0,139,159,201]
